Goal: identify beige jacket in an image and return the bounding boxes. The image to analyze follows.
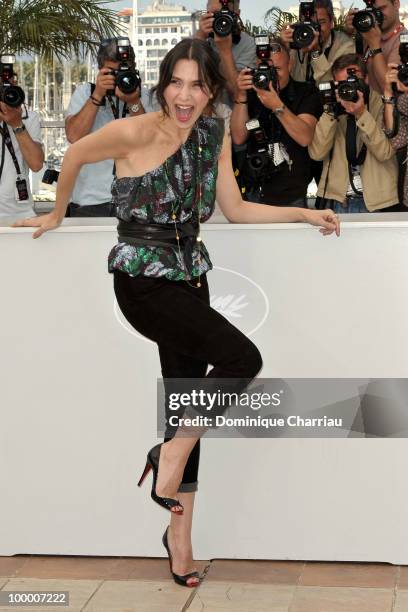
[290,30,355,85]
[308,91,399,211]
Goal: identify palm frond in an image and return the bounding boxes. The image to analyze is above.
[0,0,121,61]
[263,7,298,36]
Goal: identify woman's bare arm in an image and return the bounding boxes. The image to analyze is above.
[215,131,340,235]
[13,117,141,237]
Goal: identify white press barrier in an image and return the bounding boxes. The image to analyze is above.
[1,214,408,562]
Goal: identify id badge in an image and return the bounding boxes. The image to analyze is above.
[351,167,363,192]
[16,177,29,201]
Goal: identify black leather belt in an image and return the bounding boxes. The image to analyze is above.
[117,219,199,275]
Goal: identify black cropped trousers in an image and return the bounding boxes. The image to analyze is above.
[113,270,263,492]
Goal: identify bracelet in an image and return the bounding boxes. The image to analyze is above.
[234,99,248,104]
[89,95,104,107]
[273,105,285,116]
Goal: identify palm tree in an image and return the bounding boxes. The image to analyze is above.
[264,6,350,36]
[0,0,121,61]
[264,7,297,36]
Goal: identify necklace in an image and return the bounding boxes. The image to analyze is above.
[165,124,203,289]
[381,23,403,43]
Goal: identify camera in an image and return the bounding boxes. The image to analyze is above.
[244,119,275,179]
[397,33,408,86]
[352,0,383,33]
[42,168,60,185]
[337,68,368,103]
[0,55,25,108]
[104,37,141,96]
[212,0,241,43]
[42,155,60,185]
[290,1,320,50]
[318,81,344,116]
[251,35,279,91]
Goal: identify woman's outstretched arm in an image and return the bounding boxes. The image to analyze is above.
[215,130,340,236]
[12,117,137,237]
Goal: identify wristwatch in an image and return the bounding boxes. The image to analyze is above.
[381,95,396,104]
[273,105,285,116]
[129,102,141,114]
[12,123,26,135]
[367,47,382,59]
[311,50,321,60]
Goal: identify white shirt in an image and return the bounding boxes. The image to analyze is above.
[66,83,152,206]
[0,109,42,219]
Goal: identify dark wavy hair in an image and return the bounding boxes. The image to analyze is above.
[332,53,367,78]
[151,38,226,116]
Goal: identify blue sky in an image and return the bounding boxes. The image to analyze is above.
[107,1,295,28]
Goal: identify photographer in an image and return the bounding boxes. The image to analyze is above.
[383,62,408,207]
[195,0,256,103]
[0,60,44,220]
[65,38,148,217]
[281,0,355,86]
[309,53,399,213]
[230,39,322,206]
[345,0,407,94]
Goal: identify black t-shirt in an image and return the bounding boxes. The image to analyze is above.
[245,79,323,205]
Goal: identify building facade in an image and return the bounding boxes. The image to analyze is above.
[128,1,199,89]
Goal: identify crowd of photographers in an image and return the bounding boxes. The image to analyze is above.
[2,0,408,219]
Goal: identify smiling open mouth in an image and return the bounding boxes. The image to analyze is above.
[175,105,194,122]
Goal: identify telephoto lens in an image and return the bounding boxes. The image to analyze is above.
[352,0,384,33]
[337,71,367,103]
[337,81,359,102]
[252,64,279,91]
[290,1,320,50]
[213,0,235,37]
[116,66,141,95]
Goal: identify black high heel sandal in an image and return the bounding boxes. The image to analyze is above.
[137,443,184,515]
[162,526,201,588]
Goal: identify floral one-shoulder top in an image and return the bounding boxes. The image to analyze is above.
[108,115,225,280]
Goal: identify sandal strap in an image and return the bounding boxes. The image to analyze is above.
[180,571,200,579]
[161,496,182,508]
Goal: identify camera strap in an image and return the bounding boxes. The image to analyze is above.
[106,95,127,120]
[89,83,128,119]
[0,124,6,183]
[303,32,335,84]
[0,122,22,177]
[345,114,367,195]
[323,31,335,60]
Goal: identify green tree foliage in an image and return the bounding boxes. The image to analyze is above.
[264,6,350,36]
[0,0,120,61]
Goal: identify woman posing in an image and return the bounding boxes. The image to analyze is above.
[14,39,340,587]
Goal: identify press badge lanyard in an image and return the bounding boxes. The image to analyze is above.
[0,122,29,201]
[104,95,127,175]
[106,95,127,120]
[0,122,22,178]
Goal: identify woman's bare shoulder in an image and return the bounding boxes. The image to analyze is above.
[119,111,162,147]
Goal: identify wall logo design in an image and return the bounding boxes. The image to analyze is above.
[114,266,270,344]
